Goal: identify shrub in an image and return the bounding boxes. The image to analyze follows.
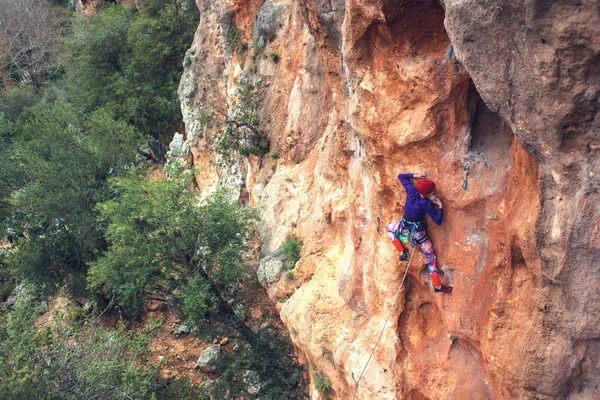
[87,169,307,397]
[313,370,334,400]
[88,169,256,319]
[0,293,190,399]
[269,52,281,63]
[228,25,247,55]
[0,85,39,122]
[200,79,270,165]
[282,236,302,269]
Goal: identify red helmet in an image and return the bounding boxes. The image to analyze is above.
[416,180,435,196]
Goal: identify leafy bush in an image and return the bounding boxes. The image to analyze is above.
[282,236,302,269]
[87,169,307,397]
[0,86,39,122]
[269,52,281,63]
[0,293,189,399]
[0,254,15,303]
[228,25,247,55]
[314,370,334,400]
[208,327,307,399]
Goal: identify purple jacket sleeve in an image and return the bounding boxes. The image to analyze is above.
[398,173,415,192]
[425,201,444,225]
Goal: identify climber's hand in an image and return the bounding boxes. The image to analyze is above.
[414,172,427,179]
[431,196,443,209]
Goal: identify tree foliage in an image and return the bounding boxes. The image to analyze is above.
[88,170,307,398]
[2,103,142,295]
[65,1,197,144]
[88,168,255,318]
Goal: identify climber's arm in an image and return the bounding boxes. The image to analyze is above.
[426,199,444,225]
[398,172,427,192]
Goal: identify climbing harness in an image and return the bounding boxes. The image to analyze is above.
[462,162,470,190]
[351,249,415,400]
[395,218,427,247]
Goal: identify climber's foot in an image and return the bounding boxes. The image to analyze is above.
[399,250,408,262]
[434,285,453,293]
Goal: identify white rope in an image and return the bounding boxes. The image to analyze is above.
[351,249,415,400]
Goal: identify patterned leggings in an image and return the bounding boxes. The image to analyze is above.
[386,219,441,287]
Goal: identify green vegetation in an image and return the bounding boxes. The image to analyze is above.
[1,103,141,297]
[282,236,302,269]
[198,79,270,165]
[65,0,197,147]
[88,169,306,397]
[313,370,334,400]
[269,52,281,63]
[228,25,247,56]
[0,0,197,296]
[0,0,306,397]
[0,290,200,399]
[253,40,266,56]
[88,168,256,320]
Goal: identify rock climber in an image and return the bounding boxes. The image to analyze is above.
[386,172,452,293]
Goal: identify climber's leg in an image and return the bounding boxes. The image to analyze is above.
[416,234,452,293]
[386,221,409,260]
[414,230,442,287]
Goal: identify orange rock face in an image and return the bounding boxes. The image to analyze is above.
[178,0,599,398]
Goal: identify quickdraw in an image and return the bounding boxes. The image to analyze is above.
[462,162,470,190]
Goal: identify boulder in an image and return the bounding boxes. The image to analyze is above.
[257,251,286,287]
[195,345,223,373]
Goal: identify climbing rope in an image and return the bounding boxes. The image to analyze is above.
[351,249,415,400]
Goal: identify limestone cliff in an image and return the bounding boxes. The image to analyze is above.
[176,1,600,398]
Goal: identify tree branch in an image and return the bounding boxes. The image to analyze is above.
[224,119,260,136]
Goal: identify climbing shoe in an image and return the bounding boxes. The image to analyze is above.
[434,285,453,293]
[399,250,408,261]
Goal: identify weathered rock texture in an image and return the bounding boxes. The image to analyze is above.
[177,0,599,398]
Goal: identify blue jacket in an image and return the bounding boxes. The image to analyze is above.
[398,173,443,225]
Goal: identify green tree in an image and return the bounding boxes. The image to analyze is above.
[88,170,307,398]
[65,1,197,147]
[88,169,255,320]
[2,103,141,295]
[199,79,270,166]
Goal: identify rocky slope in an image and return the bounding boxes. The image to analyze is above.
[175,0,599,398]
